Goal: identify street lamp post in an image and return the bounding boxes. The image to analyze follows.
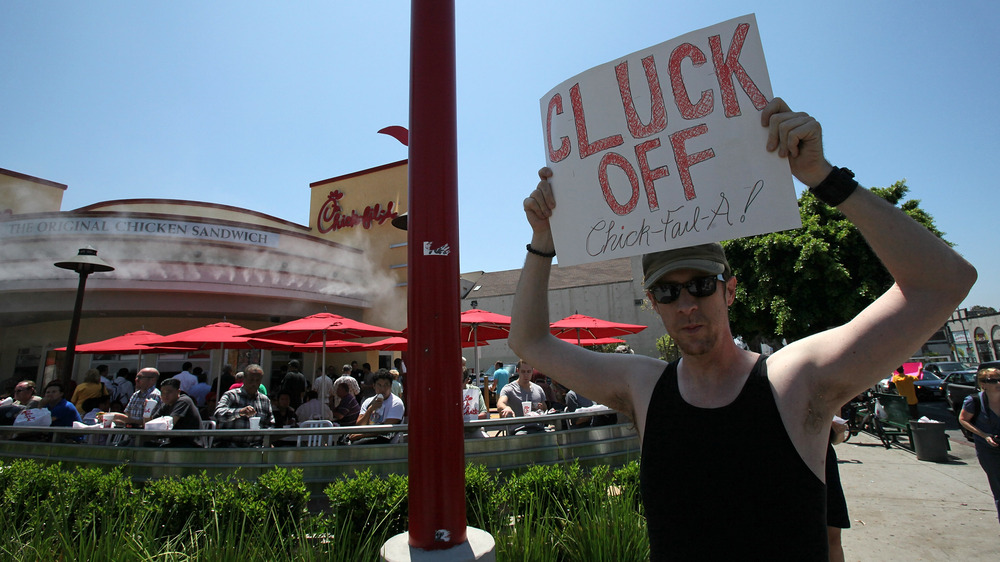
[54,246,114,383]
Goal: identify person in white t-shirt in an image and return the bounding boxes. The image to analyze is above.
[312,366,335,407]
[350,369,405,445]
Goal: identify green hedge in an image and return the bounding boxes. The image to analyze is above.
[0,459,647,561]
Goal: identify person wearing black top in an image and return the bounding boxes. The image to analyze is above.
[158,378,203,448]
[279,359,307,409]
[510,97,976,559]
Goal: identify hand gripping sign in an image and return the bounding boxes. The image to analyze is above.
[539,14,801,266]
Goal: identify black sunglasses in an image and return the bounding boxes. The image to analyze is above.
[980,378,1000,385]
[650,274,725,304]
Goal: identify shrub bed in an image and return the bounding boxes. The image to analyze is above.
[0,459,647,561]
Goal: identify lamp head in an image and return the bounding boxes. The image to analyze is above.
[54,246,115,275]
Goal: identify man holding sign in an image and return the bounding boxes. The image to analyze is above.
[509,96,977,558]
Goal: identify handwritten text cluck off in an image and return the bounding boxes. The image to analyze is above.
[540,14,800,266]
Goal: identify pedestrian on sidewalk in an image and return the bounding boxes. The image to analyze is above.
[891,365,919,419]
[959,365,1000,524]
[827,418,851,562]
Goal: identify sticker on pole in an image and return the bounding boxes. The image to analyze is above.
[423,241,451,256]
[539,13,801,266]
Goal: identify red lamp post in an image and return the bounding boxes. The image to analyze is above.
[405,0,467,550]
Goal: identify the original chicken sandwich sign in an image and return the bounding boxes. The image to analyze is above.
[540,14,801,266]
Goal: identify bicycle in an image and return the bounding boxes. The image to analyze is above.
[841,389,894,449]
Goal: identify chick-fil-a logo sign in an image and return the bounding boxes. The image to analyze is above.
[316,190,398,234]
[539,14,801,266]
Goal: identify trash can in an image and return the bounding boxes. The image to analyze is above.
[909,420,950,462]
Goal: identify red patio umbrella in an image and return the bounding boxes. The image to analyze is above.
[460,308,512,382]
[145,322,258,350]
[55,330,190,372]
[549,313,647,345]
[557,336,627,346]
[242,313,402,381]
[246,338,369,353]
[56,330,187,354]
[363,336,487,351]
[144,322,259,399]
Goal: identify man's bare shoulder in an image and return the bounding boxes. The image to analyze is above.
[596,353,668,416]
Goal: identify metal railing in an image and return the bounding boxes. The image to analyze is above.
[0,408,640,496]
[0,407,624,445]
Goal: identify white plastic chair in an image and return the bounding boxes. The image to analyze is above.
[297,419,334,447]
[199,420,216,448]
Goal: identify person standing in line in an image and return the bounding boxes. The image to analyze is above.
[313,366,335,408]
[173,362,197,394]
[188,370,212,407]
[280,359,307,408]
[96,364,112,387]
[109,368,134,411]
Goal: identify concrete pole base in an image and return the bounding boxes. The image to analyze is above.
[381,527,496,561]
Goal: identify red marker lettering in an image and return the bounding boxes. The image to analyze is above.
[598,152,640,216]
[669,124,715,201]
[616,56,667,139]
[571,82,624,159]
[634,139,667,212]
[545,94,571,162]
[668,42,714,120]
[709,23,767,118]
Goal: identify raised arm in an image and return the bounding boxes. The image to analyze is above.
[762,98,977,407]
[508,170,664,422]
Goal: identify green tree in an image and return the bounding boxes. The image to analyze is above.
[655,333,680,362]
[968,305,998,318]
[723,180,948,347]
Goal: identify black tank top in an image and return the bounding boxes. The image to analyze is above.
[640,357,828,561]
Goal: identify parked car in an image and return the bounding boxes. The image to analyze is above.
[943,371,979,415]
[923,361,976,380]
[912,371,945,401]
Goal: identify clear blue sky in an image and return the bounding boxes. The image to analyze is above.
[2,1,996,309]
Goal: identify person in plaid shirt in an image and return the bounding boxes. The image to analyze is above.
[213,364,273,447]
[112,367,162,428]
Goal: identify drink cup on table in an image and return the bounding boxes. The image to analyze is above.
[522,401,532,416]
[249,416,261,430]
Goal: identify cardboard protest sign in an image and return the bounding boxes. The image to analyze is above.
[539,14,801,266]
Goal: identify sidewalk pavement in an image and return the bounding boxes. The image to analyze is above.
[836,430,998,560]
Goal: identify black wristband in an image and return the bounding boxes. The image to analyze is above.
[809,166,859,207]
[526,243,556,258]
